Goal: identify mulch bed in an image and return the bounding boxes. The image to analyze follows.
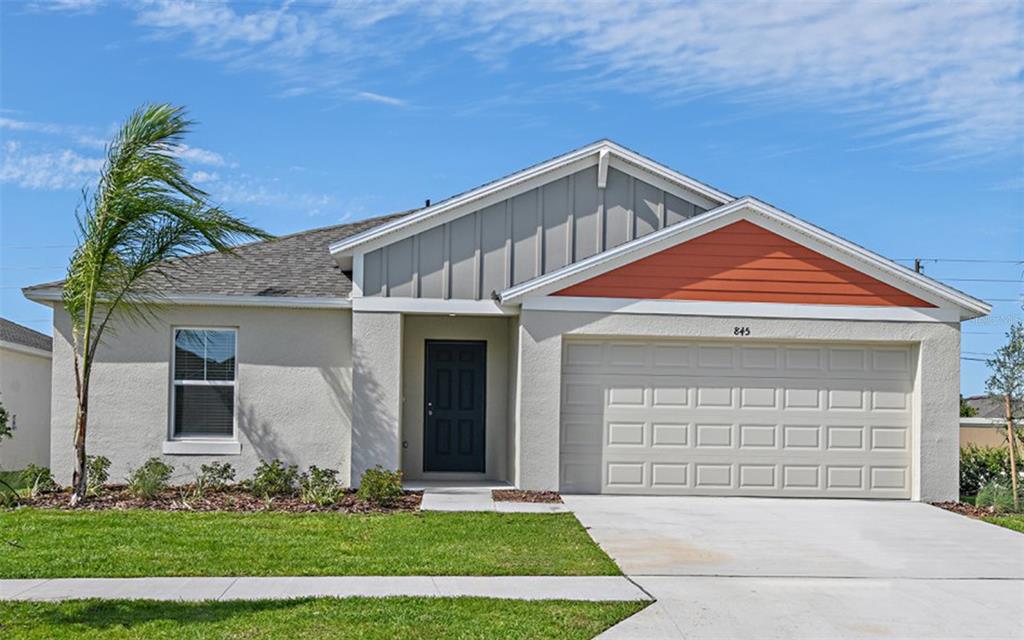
[17,485,422,514]
[933,501,996,519]
[492,489,562,504]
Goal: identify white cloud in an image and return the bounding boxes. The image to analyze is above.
[207,178,336,216]
[190,170,219,184]
[353,91,408,107]
[174,144,226,166]
[130,0,1022,158]
[0,141,103,190]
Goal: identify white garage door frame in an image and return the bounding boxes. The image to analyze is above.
[558,336,921,499]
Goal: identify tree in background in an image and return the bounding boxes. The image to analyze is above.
[959,395,979,418]
[63,104,271,505]
[986,321,1024,510]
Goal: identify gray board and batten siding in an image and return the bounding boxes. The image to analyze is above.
[362,166,709,300]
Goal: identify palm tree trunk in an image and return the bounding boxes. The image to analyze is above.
[1007,394,1019,511]
[70,401,88,506]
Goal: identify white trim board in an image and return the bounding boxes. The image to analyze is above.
[352,297,518,316]
[500,197,990,320]
[522,296,962,323]
[23,288,352,310]
[329,140,732,261]
[0,340,52,359]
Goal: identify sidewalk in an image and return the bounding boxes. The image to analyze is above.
[1,576,650,602]
[407,481,571,513]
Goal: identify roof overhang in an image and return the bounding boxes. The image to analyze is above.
[0,339,52,359]
[328,139,733,269]
[23,286,351,310]
[499,197,991,321]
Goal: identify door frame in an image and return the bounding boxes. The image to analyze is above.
[422,339,487,473]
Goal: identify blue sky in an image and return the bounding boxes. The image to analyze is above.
[1,1,1021,394]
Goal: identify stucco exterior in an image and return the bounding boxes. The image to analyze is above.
[515,309,961,502]
[350,311,402,484]
[0,345,51,470]
[399,315,512,481]
[49,305,352,485]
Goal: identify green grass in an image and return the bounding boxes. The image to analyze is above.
[982,514,1024,533]
[0,597,647,639]
[0,509,618,578]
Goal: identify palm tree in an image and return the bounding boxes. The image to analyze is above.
[63,104,272,505]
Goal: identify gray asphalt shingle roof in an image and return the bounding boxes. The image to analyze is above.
[0,317,52,352]
[23,209,415,300]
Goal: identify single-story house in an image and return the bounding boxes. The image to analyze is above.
[960,395,1010,448]
[0,318,52,470]
[25,140,990,501]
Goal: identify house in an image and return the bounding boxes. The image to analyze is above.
[24,140,990,501]
[0,318,52,470]
[960,395,1010,448]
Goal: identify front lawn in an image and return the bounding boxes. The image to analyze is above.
[0,509,618,578]
[0,597,647,639]
[982,514,1024,533]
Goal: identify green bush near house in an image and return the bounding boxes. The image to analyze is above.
[960,445,1021,498]
[299,466,344,506]
[248,459,299,498]
[357,466,403,506]
[126,458,174,499]
[19,465,58,497]
[976,481,1020,513]
[85,455,110,496]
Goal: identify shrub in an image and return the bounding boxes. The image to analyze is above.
[248,459,298,498]
[976,481,1019,513]
[126,457,174,499]
[195,462,235,494]
[357,466,403,506]
[299,466,344,507]
[19,465,58,497]
[960,445,1019,497]
[86,455,111,496]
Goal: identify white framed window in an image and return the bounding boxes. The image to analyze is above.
[170,328,237,439]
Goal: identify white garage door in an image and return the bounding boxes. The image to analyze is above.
[559,339,915,498]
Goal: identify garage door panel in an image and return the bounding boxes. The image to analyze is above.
[560,339,914,498]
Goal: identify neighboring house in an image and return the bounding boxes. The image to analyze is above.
[24,140,990,501]
[961,395,1010,448]
[0,318,52,470]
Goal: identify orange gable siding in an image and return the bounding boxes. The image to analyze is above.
[554,220,935,307]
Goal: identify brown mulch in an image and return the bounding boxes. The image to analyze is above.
[492,489,563,504]
[933,501,996,519]
[18,485,422,514]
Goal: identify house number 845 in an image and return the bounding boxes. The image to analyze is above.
[733,326,751,336]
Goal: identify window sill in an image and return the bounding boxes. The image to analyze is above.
[162,439,241,456]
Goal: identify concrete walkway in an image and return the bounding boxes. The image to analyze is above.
[564,496,1024,639]
[409,481,570,513]
[1,576,650,602]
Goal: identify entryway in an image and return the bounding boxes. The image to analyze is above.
[423,340,486,473]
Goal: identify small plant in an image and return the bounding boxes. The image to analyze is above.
[195,462,235,494]
[86,455,111,496]
[976,481,1019,513]
[299,466,344,507]
[20,465,58,497]
[248,459,298,498]
[357,466,403,506]
[126,457,174,499]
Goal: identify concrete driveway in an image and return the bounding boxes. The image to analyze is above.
[564,496,1024,639]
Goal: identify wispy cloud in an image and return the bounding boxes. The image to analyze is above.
[129,0,1022,158]
[174,144,226,167]
[0,141,103,190]
[354,91,409,107]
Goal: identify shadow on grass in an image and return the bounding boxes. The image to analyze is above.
[17,598,309,631]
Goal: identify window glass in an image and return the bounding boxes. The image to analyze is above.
[172,329,235,438]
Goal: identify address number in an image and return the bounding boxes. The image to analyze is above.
[733,326,751,336]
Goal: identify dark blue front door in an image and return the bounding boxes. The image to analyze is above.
[423,340,486,473]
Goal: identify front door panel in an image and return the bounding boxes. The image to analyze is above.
[424,340,486,473]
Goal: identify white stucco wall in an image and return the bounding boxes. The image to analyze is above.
[49,305,352,486]
[0,345,51,470]
[351,311,403,484]
[515,309,961,502]
[400,315,511,481]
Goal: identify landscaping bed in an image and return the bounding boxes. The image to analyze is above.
[0,596,646,640]
[20,486,422,514]
[493,489,562,503]
[934,501,1024,534]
